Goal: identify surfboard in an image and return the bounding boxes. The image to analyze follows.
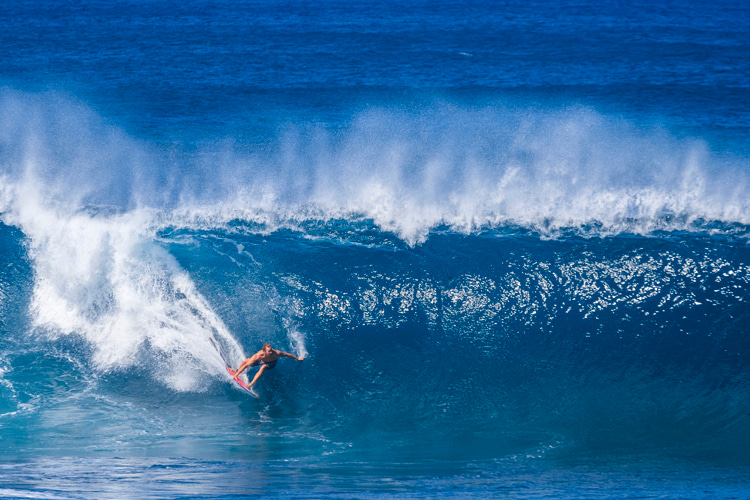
[209,336,259,398]
[226,366,259,398]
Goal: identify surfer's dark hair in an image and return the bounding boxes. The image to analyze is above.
[262,343,272,350]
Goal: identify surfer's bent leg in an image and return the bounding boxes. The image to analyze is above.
[248,364,268,388]
[234,358,255,379]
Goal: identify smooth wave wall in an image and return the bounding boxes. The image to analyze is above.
[215,226,750,460]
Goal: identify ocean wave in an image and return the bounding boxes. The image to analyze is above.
[1,89,749,436]
[1,199,749,460]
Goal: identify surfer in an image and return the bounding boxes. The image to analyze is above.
[231,343,304,389]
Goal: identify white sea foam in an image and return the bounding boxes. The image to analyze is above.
[0,93,243,388]
[6,194,245,390]
[164,105,750,244]
[3,90,748,243]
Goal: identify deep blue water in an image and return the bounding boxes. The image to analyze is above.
[1,0,750,498]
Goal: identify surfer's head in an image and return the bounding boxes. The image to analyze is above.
[262,343,273,353]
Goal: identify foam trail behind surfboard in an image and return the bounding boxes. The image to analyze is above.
[2,183,247,390]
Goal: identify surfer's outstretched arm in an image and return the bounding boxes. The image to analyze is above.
[278,351,305,361]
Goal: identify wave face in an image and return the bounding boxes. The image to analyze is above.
[166,222,750,463]
[1,91,749,469]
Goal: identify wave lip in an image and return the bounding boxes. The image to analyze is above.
[2,90,749,245]
[159,106,750,244]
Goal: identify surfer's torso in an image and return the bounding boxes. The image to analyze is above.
[251,348,279,369]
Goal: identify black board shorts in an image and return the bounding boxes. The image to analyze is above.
[252,359,278,370]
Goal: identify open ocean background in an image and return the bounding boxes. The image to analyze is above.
[1,0,749,498]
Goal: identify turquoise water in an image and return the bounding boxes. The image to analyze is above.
[1,0,749,497]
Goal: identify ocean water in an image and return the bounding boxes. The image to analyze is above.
[1,0,750,498]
